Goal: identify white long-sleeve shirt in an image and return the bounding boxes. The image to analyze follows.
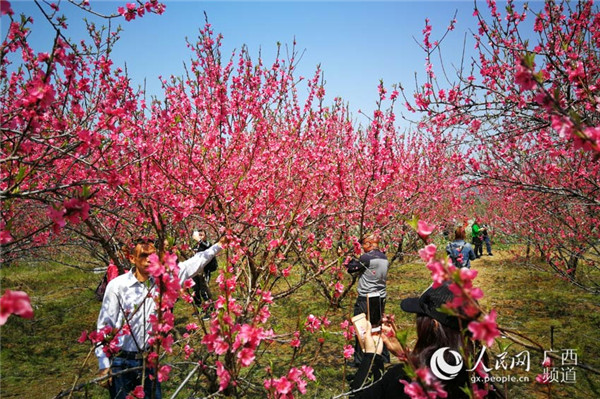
[95,244,222,369]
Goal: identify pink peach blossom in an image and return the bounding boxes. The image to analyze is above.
[0,290,34,325]
[468,310,500,347]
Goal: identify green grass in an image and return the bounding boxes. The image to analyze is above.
[0,261,104,398]
[1,249,599,398]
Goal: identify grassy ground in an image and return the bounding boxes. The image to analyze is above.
[1,248,599,398]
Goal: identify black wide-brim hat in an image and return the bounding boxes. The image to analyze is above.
[400,282,461,330]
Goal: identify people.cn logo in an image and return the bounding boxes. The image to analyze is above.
[430,347,464,380]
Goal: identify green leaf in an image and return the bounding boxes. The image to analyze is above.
[568,110,581,124]
[402,364,416,379]
[460,385,474,399]
[15,166,26,184]
[396,329,409,346]
[81,185,91,199]
[165,236,175,247]
[554,88,561,102]
[406,215,419,232]
[496,338,512,353]
[523,52,535,68]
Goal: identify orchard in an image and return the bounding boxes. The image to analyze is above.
[1,1,598,398]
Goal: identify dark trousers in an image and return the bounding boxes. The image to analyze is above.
[192,271,213,308]
[109,356,161,399]
[352,296,390,366]
[473,237,483,257]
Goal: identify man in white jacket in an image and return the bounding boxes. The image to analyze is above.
[95,236,225,398]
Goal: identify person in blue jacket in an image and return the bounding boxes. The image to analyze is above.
[446,227,476,268]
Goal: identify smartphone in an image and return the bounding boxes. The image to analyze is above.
[367,293,382,332]
[351,313,367,350]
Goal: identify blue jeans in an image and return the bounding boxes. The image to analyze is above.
[484,236,492,255]
[109,357,162,399]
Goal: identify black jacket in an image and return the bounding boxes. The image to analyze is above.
[194,241,218,273]
[350,353,501,399]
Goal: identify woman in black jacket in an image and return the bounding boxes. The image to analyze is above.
[350,283,502,398]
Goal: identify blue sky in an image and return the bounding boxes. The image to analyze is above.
[3,1,511,125]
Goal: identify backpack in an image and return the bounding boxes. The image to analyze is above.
[447,242,465,268]
[195,241,219,274]
[205,257,218,273]
[94,263,121,301]
[94,273,109,301]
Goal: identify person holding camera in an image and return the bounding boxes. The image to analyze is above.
[349,283,501,398]
[345,234,390,369]
[481,223,493,256]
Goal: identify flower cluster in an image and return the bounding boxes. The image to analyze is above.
[304,314,330,334]
[264,366,316,399]
[45,197,90,234]
[117,1,165,21]
[401,368,448,399]
[84,324,131,358]
[0,290,33,326]
[419,241,497,343]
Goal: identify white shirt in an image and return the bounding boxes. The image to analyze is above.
[95,244,222,369]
